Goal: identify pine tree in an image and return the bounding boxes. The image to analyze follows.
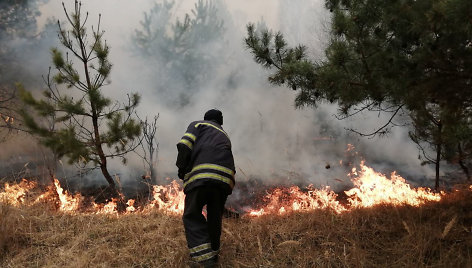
[19,1,142,189]
[134,0,226,106]
[246,0,472,188]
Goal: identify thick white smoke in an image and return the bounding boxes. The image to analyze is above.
[4,0,437,190]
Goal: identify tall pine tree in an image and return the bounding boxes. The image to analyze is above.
[20,1,142,188]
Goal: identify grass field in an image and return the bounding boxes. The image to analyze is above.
[1,185,471,268]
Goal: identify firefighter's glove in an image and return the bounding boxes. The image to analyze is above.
[178,170,185,180]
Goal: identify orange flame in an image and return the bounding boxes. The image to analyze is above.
[0,162,468,217]
[345,143,355,152]
[247,161,443,216]
[147,180,185,214]
[248,186,346,216]
[0,179,37,205]
[126,199,136,213]
[93,198,119,214]
[53,178,83,211]
[345,162,441,208]
[0,114,14,124]
[0,177,187,215]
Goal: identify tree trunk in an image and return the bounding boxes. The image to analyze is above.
[93,114,115,188]
[149,150,158,183]
[149,163,156,183]
[76,19,116,189]
[100,162,115,187]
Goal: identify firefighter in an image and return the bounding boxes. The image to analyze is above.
[176,109,235,267]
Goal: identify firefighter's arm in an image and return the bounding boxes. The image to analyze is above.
[176,123,198,180]
[176,144,191,180]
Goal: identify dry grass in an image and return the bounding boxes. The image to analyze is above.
[1,189,471,268]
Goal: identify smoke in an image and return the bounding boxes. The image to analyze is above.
[0,0,439,190]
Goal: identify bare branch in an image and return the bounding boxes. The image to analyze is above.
[345,104,405,137]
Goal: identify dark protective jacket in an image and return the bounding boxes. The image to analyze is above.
[176,120,235,194]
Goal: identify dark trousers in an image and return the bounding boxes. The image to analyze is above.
[183,185,228,262]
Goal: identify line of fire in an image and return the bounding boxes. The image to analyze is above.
[1,144,469,217]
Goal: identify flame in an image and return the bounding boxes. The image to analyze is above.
[247,161,443,216]
[0,177,186,215]
[0,113,14,124]
[248,186,346,216]
[53,178,83,211]
[147,180,185,214]
[126,199,136,212]
[0,162,468,217]
[0,179,37,205]
[345,162,441,208]
[345,143,355,152]
[93,198,119,214]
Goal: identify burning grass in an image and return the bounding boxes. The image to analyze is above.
[0,160,471,267]
[1,186,471,267]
